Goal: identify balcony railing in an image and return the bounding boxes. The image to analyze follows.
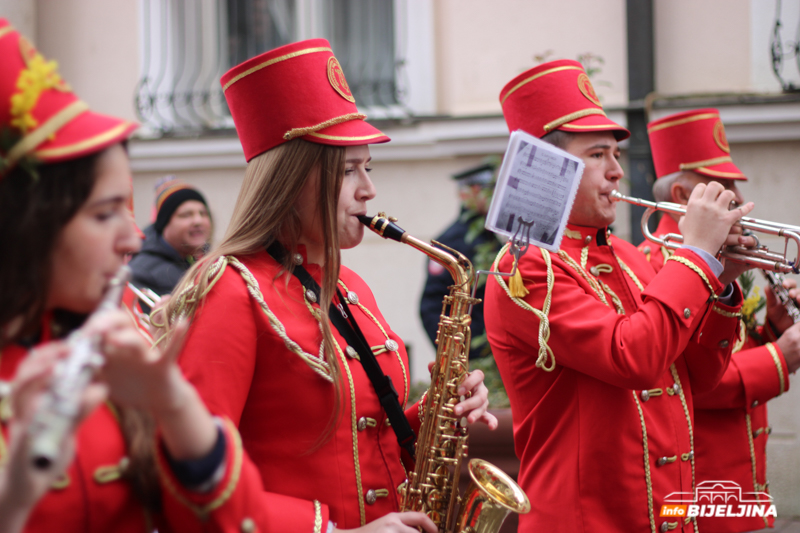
[135,0,403,136]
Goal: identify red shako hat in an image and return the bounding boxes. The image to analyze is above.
[648,108,746,180]
[0,19,137,176]
[221,38,390,161]
[499,59,629,140]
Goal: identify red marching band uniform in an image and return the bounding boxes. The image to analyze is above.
[0,19,150,532]
[484,61,743,533]
[641,109,789,532]
[0,19,273,533]
[156,40,425,532]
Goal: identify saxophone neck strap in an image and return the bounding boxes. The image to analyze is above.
[266,242,417,459]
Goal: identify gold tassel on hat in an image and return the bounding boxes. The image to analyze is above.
[508,255,530,298]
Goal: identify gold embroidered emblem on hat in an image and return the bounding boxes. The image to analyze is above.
[327,56,355,103]
[713,120,730,153]
[577,73,601,106]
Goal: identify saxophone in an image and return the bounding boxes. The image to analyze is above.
[358,213,530,533]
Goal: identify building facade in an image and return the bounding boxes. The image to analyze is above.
[7,0,800,517]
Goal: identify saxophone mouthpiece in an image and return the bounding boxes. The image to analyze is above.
[358,213,406,242]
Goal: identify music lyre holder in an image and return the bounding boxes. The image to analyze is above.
[469,216,535,314]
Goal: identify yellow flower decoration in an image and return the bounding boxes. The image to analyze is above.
[9,49,70,135]
[742,286,761,316]
[741,285,762,331]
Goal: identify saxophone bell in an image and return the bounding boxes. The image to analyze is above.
[456,459,531,533]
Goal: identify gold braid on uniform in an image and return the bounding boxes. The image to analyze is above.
[492,243,556,371]
[745,413,770,528]
[314,500,323,533]
[732,321,747,353]
[668,364,699,533]
[615,256,644,292]
[339,280,409,405]
[331,339,367,524]
[559,248,626,315]
[556,249,609,307]
[765,343,786,396]
[665,255,717,298]
[155,418,244,519]
[633,392,657,533]
[170,256,334,381]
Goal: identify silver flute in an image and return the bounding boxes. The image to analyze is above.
[762,270,800,324]
[28,265,131,469]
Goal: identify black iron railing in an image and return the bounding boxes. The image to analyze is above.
[771,0,800,92]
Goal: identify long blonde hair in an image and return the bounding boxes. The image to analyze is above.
[164,138,346,441]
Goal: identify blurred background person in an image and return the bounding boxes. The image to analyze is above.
[129,177,212,296]
[419,161,501,360]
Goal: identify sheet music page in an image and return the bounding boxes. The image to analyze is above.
[485,129,585,252]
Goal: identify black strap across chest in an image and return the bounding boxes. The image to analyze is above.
[266,242,416,459]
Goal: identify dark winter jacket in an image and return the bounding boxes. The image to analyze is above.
[128,225,192,297]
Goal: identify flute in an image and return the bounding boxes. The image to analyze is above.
[762,270,800,324]
[28,265,131,469]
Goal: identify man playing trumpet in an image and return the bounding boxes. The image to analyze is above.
[642,108,800,533]
[485,60,753,533]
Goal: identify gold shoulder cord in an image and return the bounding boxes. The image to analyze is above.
[491,243,555,371]
[171,256,334,381]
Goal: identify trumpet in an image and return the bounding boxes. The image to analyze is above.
[610,190,800,274]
